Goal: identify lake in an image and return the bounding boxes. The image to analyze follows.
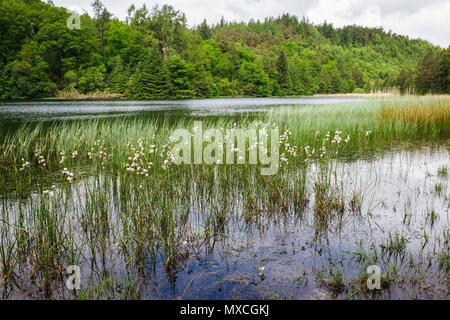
[0,97,448,299]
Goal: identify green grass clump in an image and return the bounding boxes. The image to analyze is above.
[437,166,448,177]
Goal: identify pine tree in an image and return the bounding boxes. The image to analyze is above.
[276,51,290,94]
[91,0,112,55]
[108,56,128,94]
[199,19,212,40]
[416,51,441,94]
[440,48,450,93]
[133,47,171,99]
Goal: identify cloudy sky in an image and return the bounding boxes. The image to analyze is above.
[55,0,450,47]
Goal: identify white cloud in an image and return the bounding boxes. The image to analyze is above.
[53,0,450,47]
[305,0,450,47]
[306,0,357,26]
[382,1,450,47]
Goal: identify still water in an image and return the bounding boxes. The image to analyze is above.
[0,97,448,299]
[0,97,364,123]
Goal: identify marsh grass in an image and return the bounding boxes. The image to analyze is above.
[379,97,450,136]
[0,96,448,298]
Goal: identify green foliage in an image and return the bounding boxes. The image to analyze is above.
[397,69,415,93]
[77,66,106,94]
[352,88,365,94]
[104,19,145,67]
[107,56,129,94]
[132,47,171,99]
[63,70,77,89]
[416,51,442,94]
[198,19,212,40]
[1,41,56,99]
[277,51,289,94]
[0,0,448,99]
[167,56,195,98]
[439,48,450,93]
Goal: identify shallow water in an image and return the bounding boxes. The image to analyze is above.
[144,145,449,299]
[0,97,364,123]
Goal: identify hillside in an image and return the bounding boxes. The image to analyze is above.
[0,0,448,99]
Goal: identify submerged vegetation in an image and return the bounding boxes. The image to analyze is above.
[0,0,449,100]
[0,0,448,301]
[0,96,449,299]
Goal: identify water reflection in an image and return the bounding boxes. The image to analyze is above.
[0,97,364,123]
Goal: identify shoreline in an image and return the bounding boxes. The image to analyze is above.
[1,93,448,102]
[0,92,397,102]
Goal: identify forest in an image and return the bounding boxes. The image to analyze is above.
[0,0,449,100]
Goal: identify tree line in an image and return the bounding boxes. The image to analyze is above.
[0,0,448,100]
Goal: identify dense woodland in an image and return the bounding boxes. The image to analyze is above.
[0,0,449,100]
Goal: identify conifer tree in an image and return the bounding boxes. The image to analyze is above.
[277,51,290,94]
[133,47,171,99]
[440,48,450,93]
[199,19,212,40]
[108,56,128,94]
[416,51,441,94]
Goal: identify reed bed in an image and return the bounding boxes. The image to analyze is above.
[379,97,450,134]
[56,88,123,100]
